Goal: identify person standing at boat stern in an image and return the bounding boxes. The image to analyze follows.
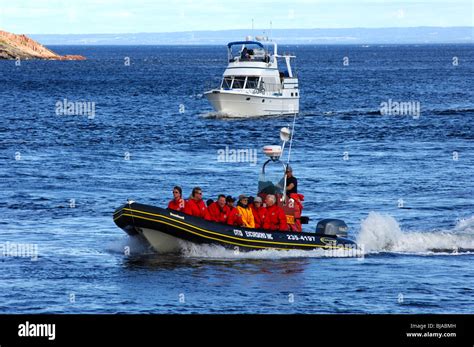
[208,194,230,223]
[285,166,297,195]
[236,195,255,228]
[184,187,211,220]
[168,186,185,212]
[285,165,305,231]
[263,195,288,231]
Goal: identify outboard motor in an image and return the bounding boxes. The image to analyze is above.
[316,219,348,238]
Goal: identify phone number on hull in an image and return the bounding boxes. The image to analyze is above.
[287,234,316,242]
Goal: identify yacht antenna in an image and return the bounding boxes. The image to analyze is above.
[270,21,272,40]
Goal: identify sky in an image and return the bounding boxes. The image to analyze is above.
[0,0,472,34]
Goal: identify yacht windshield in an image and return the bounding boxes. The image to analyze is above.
[246,77,259,89]
[221,76,260,90]
[227,41,272,62]
[222,77,232,89]
[232,76,246,89]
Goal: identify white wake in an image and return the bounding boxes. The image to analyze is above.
[356,212,474,254]
[115,213,474,259]
[177,241,356,260]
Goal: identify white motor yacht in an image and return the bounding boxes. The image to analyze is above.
[204,37,299,117]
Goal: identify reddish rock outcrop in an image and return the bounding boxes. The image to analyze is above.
[0,30,86,60]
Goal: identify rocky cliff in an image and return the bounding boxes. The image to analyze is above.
[0,30,85,60]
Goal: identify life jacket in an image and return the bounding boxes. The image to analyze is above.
[227,207,244,226]
[168,198,185,212]
[289,193,304,210]
[236,205,255,228]
[263,204,288,231]
[208,202,230,223]
[250,204,267,229]
[287,193,304,232]
[184,199,210,220]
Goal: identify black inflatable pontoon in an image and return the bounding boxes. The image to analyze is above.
[114,201,357,253]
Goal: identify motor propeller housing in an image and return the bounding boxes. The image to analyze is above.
[315,219,349,238]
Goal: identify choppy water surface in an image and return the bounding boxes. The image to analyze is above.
[0,44,473,313]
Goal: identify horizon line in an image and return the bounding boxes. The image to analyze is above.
[24,26,474,36]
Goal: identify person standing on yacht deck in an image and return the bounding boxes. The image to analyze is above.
[241,47,250,61]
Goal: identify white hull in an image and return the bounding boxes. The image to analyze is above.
[205,90,299,117]
[140,228,181,253]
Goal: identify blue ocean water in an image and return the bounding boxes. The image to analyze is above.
[0,44,473,313]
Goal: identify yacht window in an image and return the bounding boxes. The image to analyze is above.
[246,77,259,89]
[222,77,233,89]
[232,76,246,89]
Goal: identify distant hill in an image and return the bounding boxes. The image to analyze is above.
[0,30,86,60]
[30,27,474,45]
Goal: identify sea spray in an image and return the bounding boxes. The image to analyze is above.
[357,212,474,254]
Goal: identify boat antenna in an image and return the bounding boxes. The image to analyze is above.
[280,113,297,205]
[279,123,294,205]
[270,21,272,40]
[286,111,297,165]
